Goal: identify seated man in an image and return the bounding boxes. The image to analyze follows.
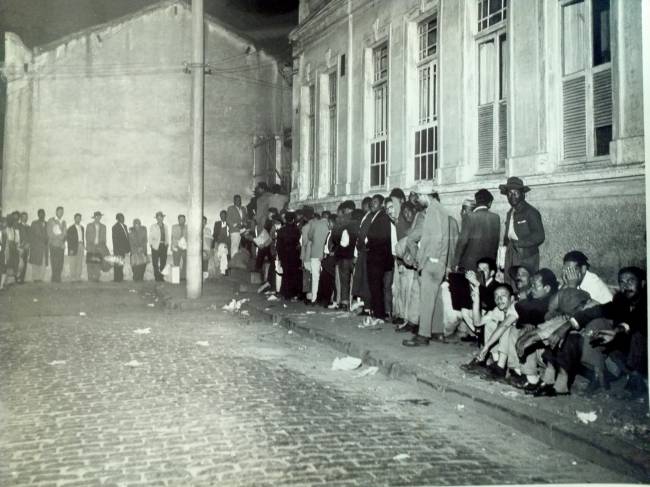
[460,282,517,379]
[561,250,613,304]
[504,268,559,390]
[509,264,533,301]
[550,266,646,398]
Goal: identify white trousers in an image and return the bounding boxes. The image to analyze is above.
[230,232,241,258]
[216,243,229,275]
[309,258,321,303]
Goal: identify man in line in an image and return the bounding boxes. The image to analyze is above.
[46,206,66,283]
[29,209,49,282]
[403,188,456,346]
[300,207,314,302]
[453,189,500,272]
[307,212,330,305]
[331,200,357,310]
[202,216,213,279]
[66,213,85,282]
[226,195,245,258]
[86,211,107,282]
[112,213,131,282]
[171,214,188,281]
[351,197,373,313]
[17,212,30,283]
[213,210,230,276]
[500,177,545,287]
[149,211,169,282]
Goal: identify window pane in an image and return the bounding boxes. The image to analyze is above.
[592,0,611,66]
[595,125,612,155]
[479,40,495,105]
[499,34,508,100]
[562,1,586,76]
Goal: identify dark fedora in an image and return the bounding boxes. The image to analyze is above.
[499,176,531,195]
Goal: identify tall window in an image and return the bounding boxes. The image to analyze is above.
[477,1,507,172]
[414,16,438,181]
[561,0,612,160]
[370,44,388,187]
[308,84,316,195]
[328,71,338,195]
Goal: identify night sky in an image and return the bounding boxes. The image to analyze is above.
[0,0,299,60]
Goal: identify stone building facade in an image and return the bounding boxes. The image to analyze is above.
[1,0,290,243]
[289,0,646,282]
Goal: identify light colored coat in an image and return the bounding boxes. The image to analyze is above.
[46,217,67,249]
[149,222,169,251]
[226,205,245,233]
[171,224,187,251]
[308,219,330,260]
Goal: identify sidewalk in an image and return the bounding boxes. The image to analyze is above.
[152,274,650,481]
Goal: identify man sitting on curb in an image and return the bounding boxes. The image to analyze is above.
[460,282,516,378]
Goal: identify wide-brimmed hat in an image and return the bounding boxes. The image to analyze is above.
[92,211,103,218]
[499,177,530,195]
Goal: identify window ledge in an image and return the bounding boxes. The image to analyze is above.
[475,168,506,177]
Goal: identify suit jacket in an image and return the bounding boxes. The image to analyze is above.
[452,207,500,271]
[226,205,245,233]
[129,226,148,257]
[149,223,169,251]
[18,223,30,248]
[308,218,330,260]
[86,222,107,255]
[300,220,312,265]
[503,201,545,258]
[66,224,85,256]
[28,220,48,265]
[212,221,229,247]
[415,200,453,271]
[366,210,393,271]
[112,222,131,255]
[46,217,67,249]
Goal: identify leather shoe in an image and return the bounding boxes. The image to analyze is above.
[402,335,430,347]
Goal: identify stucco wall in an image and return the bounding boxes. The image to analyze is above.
[2,1,288,260]
[290,0,646,284]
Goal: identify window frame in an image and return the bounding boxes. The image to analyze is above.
[369,42,390,189]
[327,70,338,195]
[475,1,508,175]
[413,14,439,182]
[559,0,613,165]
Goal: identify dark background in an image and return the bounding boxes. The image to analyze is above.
[0,0,299,60]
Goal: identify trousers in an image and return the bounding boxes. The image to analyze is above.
[230,232,241,258]
[216,243,229,275]
[69,251,84,281]
[418,260,446,337]
[50,246,64,282]
[151,245,168,282]
[309,258,321,303]
[336,258,354,304]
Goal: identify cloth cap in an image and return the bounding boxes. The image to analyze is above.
[155,211,165,218]
[499,176,531,195]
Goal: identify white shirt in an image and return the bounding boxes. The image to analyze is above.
[94,223,100,245]
[578,270,614,304]
[76,224,83,243]
[507,214,518,241]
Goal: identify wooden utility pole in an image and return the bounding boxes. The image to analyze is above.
[187,0,204,299]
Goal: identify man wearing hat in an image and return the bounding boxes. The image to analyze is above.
[149,211,169,282]
[452,188,500,272]
[500,177,545,287]
[403,183,458,346]
[86,211,107,282]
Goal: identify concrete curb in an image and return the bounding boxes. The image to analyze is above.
[155,285,649,482]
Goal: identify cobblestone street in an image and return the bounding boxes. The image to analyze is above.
[0,283,636,486]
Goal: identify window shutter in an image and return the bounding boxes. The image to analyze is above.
[478,104,494,170]
[562,76,587,159]
[498,101,507,168]
[593,68,612,128]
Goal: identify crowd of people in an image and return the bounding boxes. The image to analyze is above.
[238,177,647,402]
[0,177,646,402]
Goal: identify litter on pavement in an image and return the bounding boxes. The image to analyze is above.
[79,312,87,317]
[124,360,143,367]
[196,341,209,347]
[241,310,250,317]
[129,289,137,293]
[501,390,520,398]
[33,298,38,302]
[456,404,465,411]
[267,295,279,301]
[331,356,362,371]
[222,298,249,312]
[305,311,316,315]
[576,411,598,424]
[147,303,155,307]
[133,328,151,334]
[355,366,379,377]
[392,453,410,461]
[48,360,66,366]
